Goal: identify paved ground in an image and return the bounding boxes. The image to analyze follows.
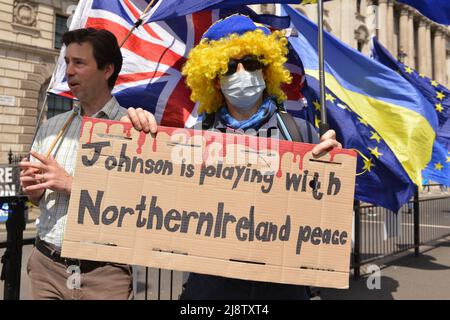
[319,236,450,300]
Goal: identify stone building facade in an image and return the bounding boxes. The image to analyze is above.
[0,0,77,164]
[0,0,449,164]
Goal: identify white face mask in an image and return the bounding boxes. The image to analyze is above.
[220,69,266,111]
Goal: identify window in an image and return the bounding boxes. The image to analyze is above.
[54,15,68,49]
[46,95,73,119]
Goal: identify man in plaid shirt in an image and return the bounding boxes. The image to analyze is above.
[19,28,133,300]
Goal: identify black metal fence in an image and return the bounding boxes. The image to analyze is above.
[419,195,450,243]
[135,268,186,300]
[352,190,450,278]
[1,190,450,299]
[7,150,27,165]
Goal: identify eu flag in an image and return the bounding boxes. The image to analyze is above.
[398,0,450,25]
[281,4,438,211]
[371,36,450,186]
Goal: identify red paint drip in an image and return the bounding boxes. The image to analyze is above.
[136,131,147,155]
[276,169,283,178]
[276,143,310,179]
[123,126,132,138]
[220,136,227,158]
[329,152,336,162]
[152,136,157,153]
[203,134,216,163]
[78,119,357,175]
[87,120,94,144]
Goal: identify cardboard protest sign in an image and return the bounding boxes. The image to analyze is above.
[62,118,357,289]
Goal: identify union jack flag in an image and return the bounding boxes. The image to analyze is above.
[48,0,306,128]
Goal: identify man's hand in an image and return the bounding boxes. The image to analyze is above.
[19,157,45,204]
[120,107,158,133]
[312,129,342,156]
[19,151,73,196]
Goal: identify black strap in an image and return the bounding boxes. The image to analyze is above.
[306,117,313,143]
[202,112,216,130]
[275,103,304,142]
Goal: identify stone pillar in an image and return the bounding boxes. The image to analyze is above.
[366,0,378,38]
[417,19,428,75]
[340,0,354,46]
[447,34,450,87]
[407,9,415,69]
[386,0,395,53]
[437,29,447,84]
[442,32,448,86]
[377,0,388,47]
[399,5,409,65]
[433,29,444,83]
[425,21,433,77]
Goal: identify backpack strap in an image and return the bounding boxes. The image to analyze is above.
[275,102,304,142]
[305,117,313,143]
[202,112,216,130]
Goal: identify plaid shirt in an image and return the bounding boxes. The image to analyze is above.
[31,97,127,249]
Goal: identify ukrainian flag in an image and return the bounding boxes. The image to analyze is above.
[371,36,450,186]
[281,4,438,211]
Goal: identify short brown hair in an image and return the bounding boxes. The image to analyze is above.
[63,28,122,89]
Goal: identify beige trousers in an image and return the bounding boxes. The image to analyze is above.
[27,245,133,300]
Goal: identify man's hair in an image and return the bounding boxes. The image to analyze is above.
[63,28,122,89]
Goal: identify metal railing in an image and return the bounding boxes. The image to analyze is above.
[7,149,27,165]
[419,195,450,243]
[352,189,450,277]
[135,268,186,300]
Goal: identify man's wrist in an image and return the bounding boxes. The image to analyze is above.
[63,176,73,195]
[28,193,44,206]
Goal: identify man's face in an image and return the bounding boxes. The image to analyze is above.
[65,41,112,101]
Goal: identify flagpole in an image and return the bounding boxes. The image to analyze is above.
[19,91,48,194]
[119,0,156,48]
[317,0,329,137]
[26,62,60,162]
